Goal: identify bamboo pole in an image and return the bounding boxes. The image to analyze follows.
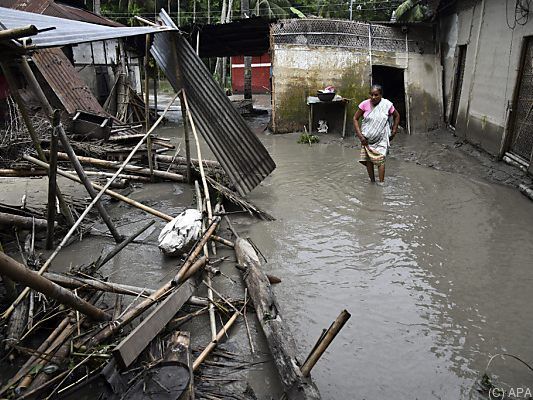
[95,220,155,270]
[178,93,192,183]
[19,56,122,244]
[1,90,179,321]
[210,235,234,248]
[0,25,38,41]
[171,217,220,286]
[24,155,173,222]
[0,212,48,230]
[0,61,74,225]
[45,111,59,250]
[145,34,154,180]
[0,316,69,396]
[182,91,212,223]
[51,152,186,182]
[44,273,156,297]
[155,154,221,169]
[192,308,240,371]
[87,218,219,347]
[0,252,111,321]
[300,310,351,377]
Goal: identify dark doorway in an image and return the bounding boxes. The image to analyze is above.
[371,65,407,129]
[450,45,467,128]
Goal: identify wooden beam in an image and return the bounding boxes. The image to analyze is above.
[113,279,196,368]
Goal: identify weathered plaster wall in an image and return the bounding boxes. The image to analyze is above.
[271,45,442,134]
[440,0,533,158]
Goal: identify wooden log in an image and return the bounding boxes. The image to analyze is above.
[24,155,173,222]
[0,169,47,177]
[112,279,196,369]
[0,212,49,230]
[234,238,321,400]
[0,252,111,321]
[300,310,351,377]
[52,152,186,182]
[163,331,193,400]
[44,272,156,297]
[46,110,59,250]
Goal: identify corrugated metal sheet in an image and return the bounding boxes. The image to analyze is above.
[152,10,275,196]
[1,0,123,26]
[32,47,106,115]
[0,6,172,48]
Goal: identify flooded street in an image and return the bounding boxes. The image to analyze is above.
[237,130,533,399]
[15,115,533,399]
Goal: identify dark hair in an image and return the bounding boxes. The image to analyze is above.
[370,84,383,94]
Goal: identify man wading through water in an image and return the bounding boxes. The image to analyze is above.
[353,84,401,183]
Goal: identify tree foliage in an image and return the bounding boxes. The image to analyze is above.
[98,0,407,25]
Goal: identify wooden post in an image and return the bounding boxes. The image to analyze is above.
[46,111,59,250]
[145,34,154,180]
[0,61,74,226]
[0,252,111,321]
[300,310,351,377]
[19,56,123,243]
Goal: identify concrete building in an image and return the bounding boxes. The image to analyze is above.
[270,19,442,135]
[438,0,533,173]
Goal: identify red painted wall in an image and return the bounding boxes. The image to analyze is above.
[231,53,271,94]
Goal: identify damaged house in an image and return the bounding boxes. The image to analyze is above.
[270,0,533,177]
[438,0,533,174]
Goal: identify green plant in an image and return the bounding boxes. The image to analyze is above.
[298,133,320,144]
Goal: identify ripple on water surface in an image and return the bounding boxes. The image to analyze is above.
[246,134,533,399]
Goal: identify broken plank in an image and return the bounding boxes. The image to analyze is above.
[112,279,196,369]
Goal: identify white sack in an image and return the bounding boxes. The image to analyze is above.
[158,209,202,256]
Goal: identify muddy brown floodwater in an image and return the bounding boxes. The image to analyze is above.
[20,113,533,399]
[239,129,533,399]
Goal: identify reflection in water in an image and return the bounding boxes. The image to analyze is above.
[244,133,533,399]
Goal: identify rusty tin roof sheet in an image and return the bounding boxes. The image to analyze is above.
[32,47,106,115]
